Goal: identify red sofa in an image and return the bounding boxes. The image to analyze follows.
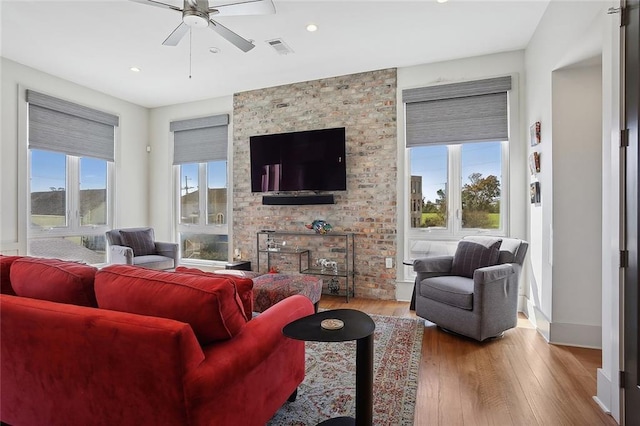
[0,256,314,426]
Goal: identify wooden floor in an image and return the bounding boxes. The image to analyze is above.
[319,295,617,426]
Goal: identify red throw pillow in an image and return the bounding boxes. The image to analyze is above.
[175,266,254,317]
[95,265,248,345]
[0,255,22,295]
[10,257,98,307]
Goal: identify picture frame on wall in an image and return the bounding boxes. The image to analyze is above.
[530,181,541,205]
[529,151,541,174]
[530,121,541,146]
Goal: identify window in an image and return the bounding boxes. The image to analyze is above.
[403,77,511,263]
[172,114,230,263]
[26,90,117,264]
[408,141,506,235]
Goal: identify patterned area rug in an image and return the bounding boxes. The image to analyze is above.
[268,313,424,425]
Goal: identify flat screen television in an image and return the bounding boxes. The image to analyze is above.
[250,127,347,193]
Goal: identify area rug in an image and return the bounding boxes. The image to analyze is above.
[268,313,424,425]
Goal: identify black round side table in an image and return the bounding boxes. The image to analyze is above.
[282,309,376,426]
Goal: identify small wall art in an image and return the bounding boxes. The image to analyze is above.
[529,151,541,174]
[530,121,541,146]
[530,181,541,205]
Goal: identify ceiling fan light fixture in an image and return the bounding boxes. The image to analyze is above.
[183,10,209,28]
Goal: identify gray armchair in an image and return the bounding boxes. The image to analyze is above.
[412,236,528,341]
[105,227,179,270]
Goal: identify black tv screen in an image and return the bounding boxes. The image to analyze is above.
[250,127,347,193]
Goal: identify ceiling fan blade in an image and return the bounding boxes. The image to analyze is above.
[208,19,255,52]
[209,0,275,17]
[163,22,190,46]
[129,0,183,13]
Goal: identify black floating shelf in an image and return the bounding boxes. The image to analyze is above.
[262,194,335,205]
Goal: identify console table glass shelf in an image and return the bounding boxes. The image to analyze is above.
[256,230,356,302]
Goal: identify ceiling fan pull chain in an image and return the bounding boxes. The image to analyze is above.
[189,27,192,79]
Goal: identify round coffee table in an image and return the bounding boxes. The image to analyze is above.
[283,309,375,426]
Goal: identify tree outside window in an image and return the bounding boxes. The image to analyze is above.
[409,141,506,234]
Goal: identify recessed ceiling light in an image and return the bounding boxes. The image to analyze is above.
[306,23,318,32]
[209,47,220,54]
[130,67,141,72]
[437,0,449,3]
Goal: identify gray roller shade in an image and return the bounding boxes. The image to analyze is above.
[26,90,118,161]
[403,76,512,146]
[171,114,229,164]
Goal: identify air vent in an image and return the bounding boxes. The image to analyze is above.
[266,38,294,55]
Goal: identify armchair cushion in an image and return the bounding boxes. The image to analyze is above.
[133,255,174,270]
[451,237,502,278]
[95,265,248,345]
[420,275,474,310]
[119,228,156,256]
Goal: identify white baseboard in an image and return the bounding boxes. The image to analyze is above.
[531,304,550,342]
[595,368,613,416]
[549,322,602,348]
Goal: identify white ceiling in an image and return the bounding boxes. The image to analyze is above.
[1,0,550,108]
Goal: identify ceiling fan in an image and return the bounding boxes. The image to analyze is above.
[130,0,275,52]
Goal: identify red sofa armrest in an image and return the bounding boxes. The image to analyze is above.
[185,294,314,426]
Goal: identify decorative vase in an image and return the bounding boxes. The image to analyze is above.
[305,220,332,234]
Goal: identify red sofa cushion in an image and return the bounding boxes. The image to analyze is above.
[95,265,248,344]
[175,266,254,317]
[0,255,22,295]
[10,257,98,307]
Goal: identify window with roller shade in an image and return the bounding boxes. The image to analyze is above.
[403,77,511,260]
[26,90,118,264]
[172,114,229,263]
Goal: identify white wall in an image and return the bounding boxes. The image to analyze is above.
[147,97,233,242]
[551,62,602,347]
[524,0,620,420]
[395,50,528,301]
[0,58,149,255]
[524,0,606,336]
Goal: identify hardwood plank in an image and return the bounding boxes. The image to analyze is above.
[318,296,618,426]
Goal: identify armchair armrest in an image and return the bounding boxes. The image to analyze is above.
[411,256,454,311]
[473,263,521,315]
[109,245,133,265]
[413,255,453,273]
[155,242,180,265]
[473,263,516,284]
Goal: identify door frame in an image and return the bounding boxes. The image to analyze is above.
[623,0,640,423]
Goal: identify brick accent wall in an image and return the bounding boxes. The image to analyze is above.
[232,68,397,299]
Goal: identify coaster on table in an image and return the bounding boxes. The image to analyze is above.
[321,318,344,330]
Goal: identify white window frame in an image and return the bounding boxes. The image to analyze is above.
[175,160,229,266]
[406,141,509,239]
[403,141,510,282]
[27,150,114,261]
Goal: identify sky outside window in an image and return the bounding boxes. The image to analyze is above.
[31,150,108,192]
[31,150,66,192]
[208,161,227,189]
[411,141,502,202]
